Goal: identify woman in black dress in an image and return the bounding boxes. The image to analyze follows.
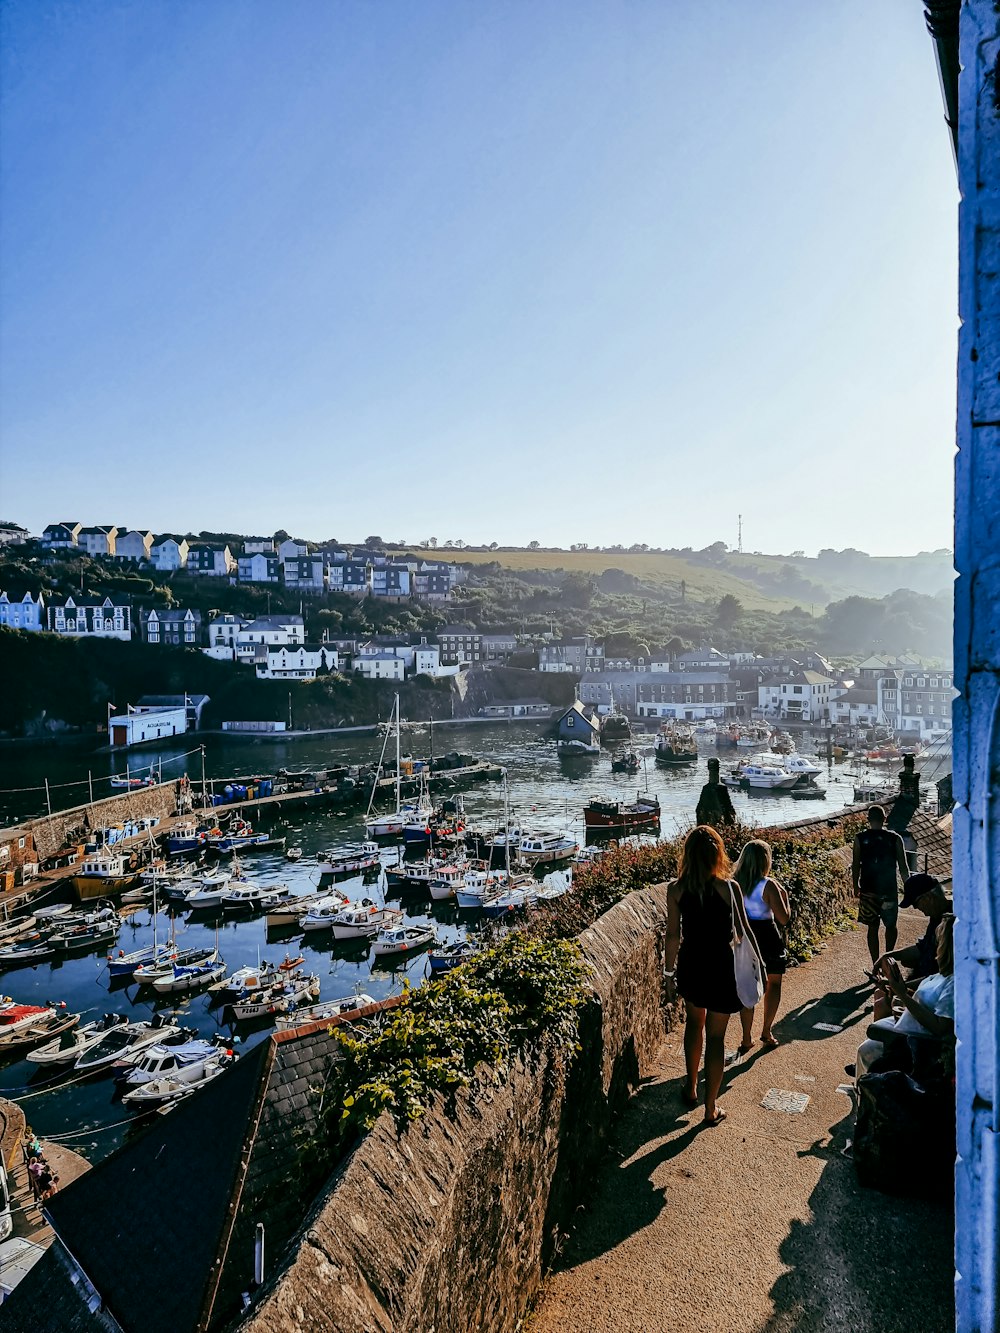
[664,825,765,1126]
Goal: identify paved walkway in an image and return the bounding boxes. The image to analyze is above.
[531,915,953,1333]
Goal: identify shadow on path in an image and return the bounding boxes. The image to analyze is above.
[774,981,871,1041]
[550,1075,701,1273]
[762,1100,953,1333]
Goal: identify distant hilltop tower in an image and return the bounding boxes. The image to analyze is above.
[737,513,743,554]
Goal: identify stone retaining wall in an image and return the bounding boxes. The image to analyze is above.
[1,783,180,862]
[239,884,673,1333]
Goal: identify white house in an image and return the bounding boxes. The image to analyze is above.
[77,526,118,557]
[237,553,280,584]
[355,653,406,681]
[254,643,338,680]
[109,704,187,748]
[47,596,132,640]
[0,524,31,546]
[415,645,441,676]
[757,671,834,722]
[235,615,305,665]
[243,537,275,555]
[0,591,45,631]
[149,537,189,572]
[204,613,246,660]
[114,530,154,562]
[827,687,882,728]
[277,539,309,562]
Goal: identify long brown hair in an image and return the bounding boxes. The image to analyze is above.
[733,840,772,895]
[935,914,955,977]
[676,825,731,899]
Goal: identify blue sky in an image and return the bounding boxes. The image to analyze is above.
[0,1,957,555]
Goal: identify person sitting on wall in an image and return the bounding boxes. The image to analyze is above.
[875,873,953,982]
[854,914,955,1082]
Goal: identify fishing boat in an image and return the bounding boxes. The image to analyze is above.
[206,818,282,854]
[329,902,401,941]
[372,924,436,958]
[722,761,799,791]
[610,751,640,774]
[480,886,532,917]
[692,719,718,736]
[70,852,138,902]
[0,1000,57,1039]
[0,935,55,968]
[221,883,289,914]
[265,892,336,929]
[118,1039,225,1086]
[758,751,822,778]
[165,821,209,855]
[583,795,661,834]
[274,991,376,1030]
[853,780,895,802]
[229,972,320,1021]
[427,863,468,902]
[120,1051,236,1108]
[716,723,742,749]
[427,940,482,974]
[455,867,509,908]
[209,960,281,999]
[401,786,463,852]
[384,856,452,892]
[317,844,381,879]
[517,833,578,870]
[300,895,360,933]
[49,918,120,954]
[151,951,227,995]
[737,723,771,750]
[75,1017,184,1073]
[573,845,610,866]
[29,1012,129,1066]
[654,723,698,767]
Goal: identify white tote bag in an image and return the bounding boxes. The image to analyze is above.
[730,882,764,1008]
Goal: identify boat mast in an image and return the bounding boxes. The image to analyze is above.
[394,693,401,812]
[364,706,395,822]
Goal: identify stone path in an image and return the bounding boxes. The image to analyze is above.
[530,914,954,1333]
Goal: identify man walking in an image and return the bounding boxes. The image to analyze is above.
[851,805,909,965]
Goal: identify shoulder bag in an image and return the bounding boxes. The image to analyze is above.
[729,881,764,1008]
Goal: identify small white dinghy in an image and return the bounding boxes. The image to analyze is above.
[29,1013,129,1067]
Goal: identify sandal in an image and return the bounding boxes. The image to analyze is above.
[760,1036,779,1048]
[703,1108,727,1128]
[737,1042,755,1055]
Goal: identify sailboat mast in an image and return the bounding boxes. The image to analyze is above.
[503,774,512,883]
[395,694,401,811]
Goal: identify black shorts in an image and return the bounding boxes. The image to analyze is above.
[748,919,787,976]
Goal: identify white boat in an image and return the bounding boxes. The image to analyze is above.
[692,719,718,735]
[29,1013,129,1066]
[737,725,770,750]
[301,895,360,932]
[455,867,508,908]
[274,992,376,1029]
[556,736,601,755]
[32,903,74,923]
[209,960,281,997]
[183,883,227,910]
[265,891,337,929]
[372,924,436,957]
[133,945,215,987]
[221,883,288,913]
[573,846,609,867]
[119,1039,223,1086]
[285,847,303,861]
[517,833,578,869]
[75,1018,183,1072]
[755,751,822,778]
[723,761,799,790]
[481,886,532,917]
[151,953,227,995]
[428,864,466,902]
[329,902,402,941]
[0,915,35,943]
[120,1052,235,1108]
[317,843,381,877]
[229,972,320,1021]
[364,695,427,837]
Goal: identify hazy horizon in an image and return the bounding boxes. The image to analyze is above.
[1,3,957,554]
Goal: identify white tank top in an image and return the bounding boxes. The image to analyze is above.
[743,878,773,921]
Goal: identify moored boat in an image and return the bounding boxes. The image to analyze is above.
[120,1051,235,1108]
[29,1012,128,1066]
[75,1017,183,1073]
[654,723,698,767]
[151,952,227,995]
[274,992,376,1030]
[427,940,482,974]
[372,924,436,957]
[70,852,138,902]
[228,972,320,1021]
[583,795,661,834]
[517,832,578,869]
[329,902,401,941]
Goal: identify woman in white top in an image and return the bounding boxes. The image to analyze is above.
[732,840,791,1052]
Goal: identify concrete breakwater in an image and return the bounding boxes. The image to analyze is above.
[239,885,674,1333]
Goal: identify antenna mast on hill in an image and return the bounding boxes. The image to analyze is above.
[737,514,743,554]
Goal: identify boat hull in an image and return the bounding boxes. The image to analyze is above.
[70,873,138,903]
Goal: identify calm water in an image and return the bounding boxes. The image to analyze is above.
[0,722,869,1162]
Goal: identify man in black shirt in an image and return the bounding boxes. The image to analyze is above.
[851,805,910,965]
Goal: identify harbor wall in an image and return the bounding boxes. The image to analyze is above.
[239,885,674,1333]
[1,782,180,863]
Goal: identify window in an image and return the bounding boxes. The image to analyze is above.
[793,686,802,694]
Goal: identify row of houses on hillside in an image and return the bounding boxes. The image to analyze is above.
[35,525,465,601]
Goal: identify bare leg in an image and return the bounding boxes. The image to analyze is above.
[884,920,898,953]
[760,975,783,1043]
[703,1010,731,1122]
[866,922,881,966]
[739,1006,755,1051]
[683,1003,706,1101]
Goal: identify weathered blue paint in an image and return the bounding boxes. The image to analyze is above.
[953,3,1000,1329]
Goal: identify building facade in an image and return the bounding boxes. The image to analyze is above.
[77,525,117,557]
[149,537,189,571]
[115,530,154,561]
[0,591,45,631]
[47,596,132,640]
[438,626,482,665]
[186,544,236,577]
[140,608,203,647]
[237,553,280,584]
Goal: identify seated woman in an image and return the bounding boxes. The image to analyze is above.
[855,914,955,1080]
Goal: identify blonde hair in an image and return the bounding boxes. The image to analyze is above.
[676,825,731,899]
[935,914,955,977]
[733,840,773,895]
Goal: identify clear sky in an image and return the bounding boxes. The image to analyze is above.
[0,1,957,556]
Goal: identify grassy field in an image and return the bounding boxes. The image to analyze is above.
[447,548,804,613]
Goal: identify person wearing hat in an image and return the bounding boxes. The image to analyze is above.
[875,872,953,983]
